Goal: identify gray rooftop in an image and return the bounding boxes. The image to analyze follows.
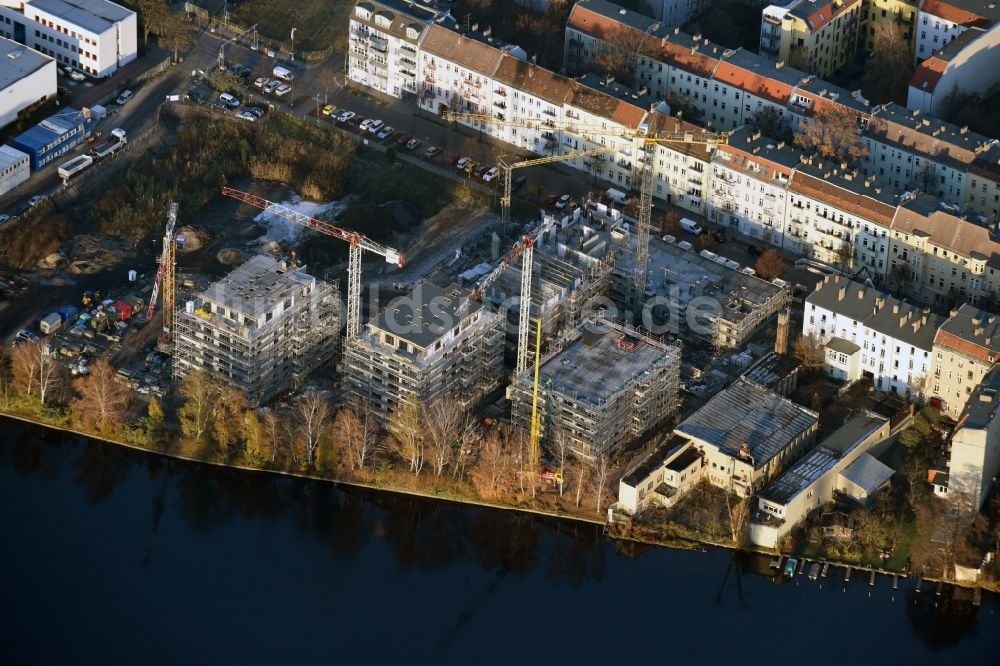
[742,352,801,390]
[0,37,52,90]
[791,158,902,207]
[352,0,442,43]
[760,445,839,504]
[29,0,134,35]
[724,126,803,170]
[572,0,671,37]
[840,452,894,493]
[937,303,1000,355]
[819,411,889,455]
[958,364,1000,429]
[826,336,860,355]
[722,48,806,88]
[867,102,997,159]
[0,144,29,170]
[200,255,316,320]
[676,378,818,468]
[806,276,942,350]
[370,282,485,350]
[575,72,657,111]
[622,432,690,487]
[536,319,678,406]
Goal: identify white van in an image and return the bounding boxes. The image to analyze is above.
[606,188,627,205]
[680,218,703,235]
[115,89,133,105]
[272,66,295,81]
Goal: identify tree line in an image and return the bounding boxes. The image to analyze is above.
[0,342,616,516]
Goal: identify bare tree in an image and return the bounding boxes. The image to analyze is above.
[71,359,130,433]
[590,452,612,515]
[10,339,41,398]
[177,369,220,443]
[793,104,867,162]
[550,430,570,497]
[262,407,286,463]
[470,425,515,499]
[452,416,480,481]
[573,457,588,508]
[423,397,464,476]
[389,396,425,475]
[295,389,331,467]
[591,25,654,87]
[793,333,826,370]
[861,21,915,105]
[335,404,379,472]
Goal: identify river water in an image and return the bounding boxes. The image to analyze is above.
[0,421,997,664]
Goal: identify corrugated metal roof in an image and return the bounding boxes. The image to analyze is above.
[10,108,85,151]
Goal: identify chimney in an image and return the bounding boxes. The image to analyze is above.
[775,308,790,354]
[857,288,864,299]
[693,32,702,41]
[674,26,680,35]
[776,60,784,69]
[483,26,492,37]
[960,125,969,134]
[976,326,985,337]
[921,313,928,325]
[776,140,785,149]
[471,22,479,31]
[837,285,846,301]
[893,302,899,314]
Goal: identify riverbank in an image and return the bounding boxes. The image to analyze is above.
[5,407,997,593]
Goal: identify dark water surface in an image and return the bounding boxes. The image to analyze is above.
[0,421,997,665]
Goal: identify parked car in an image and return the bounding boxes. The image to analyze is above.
[482,166,499,181]
[263,80,281,94]
[245,107,265,118]
[115,89,133,105]
[554,194,571,209]
[455,157,471,170]
[219,92,241,108]
[405,138,422,150]
[321,104,336,116]
[473,165,488,178]
[424,146,441,159]
[447,153,462,166]
[359,118,376,131]
[396,133,412,146]
[0,214,9,224]
[27,194,46,208]
[336,110,356,123]
[235,110,257,122]
[367,119,385,134]
[63,66,85,81]
[511,176,527,192]
[254,76,269,88]
[377,125,395,140]
[274,83,292,96]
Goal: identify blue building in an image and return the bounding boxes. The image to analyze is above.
[10,107,92,170]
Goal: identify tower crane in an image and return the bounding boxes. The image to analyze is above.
[146,202,179,345]
[441,110,727,297]
[220,186,405,338]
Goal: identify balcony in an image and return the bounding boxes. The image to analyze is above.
[463,77,482,89]
[493,100,506,109]
[423,74,435,84]
[369,36,388,53]
[425,60,436,71]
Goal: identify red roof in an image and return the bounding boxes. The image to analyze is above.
[713,61,792,105]
[922,0,991,27]
[909,56,947,93]
[567,3,647,42]
[659,39,719,78]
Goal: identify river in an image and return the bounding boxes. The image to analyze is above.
[0,420,996,664]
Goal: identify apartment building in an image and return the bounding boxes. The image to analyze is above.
[0,37,55,130]
[759,0,865,77]
[804,275,941,397]
[915,0,1000,62]
[172,256,340,405]
[888,193,1000,307]
[946,364,1000,511]
[750,411,892,548]
[509,317,680,460]
[347,0,436,98]
[865,0,920,55]
[908,23,1000,116]
[0,0,137,77]
[675,378,819,495]
[930,304,1000,417]
[341,282,505,423]
[708,128,798,248]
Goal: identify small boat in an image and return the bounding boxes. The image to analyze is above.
[808,562,821,581]
[783,557,798,578]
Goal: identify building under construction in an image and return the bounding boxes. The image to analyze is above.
[486,213,617,364]
[341,282,505,423]
[173,255,340,405]
[510,316,681,460]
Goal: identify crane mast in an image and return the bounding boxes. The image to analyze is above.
[220,187,405,339]
[146,202,179,341]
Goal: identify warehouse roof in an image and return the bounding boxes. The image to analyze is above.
[761,445,839,504]
[840,452,894,493]
[29,0,134,35]
[676,379,818,469]
[0,38,52,91]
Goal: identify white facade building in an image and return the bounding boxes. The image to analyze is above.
[347,0,439,99]
[0,36,55,130]
[947,365,1000,512]
[0,0,137,77]
[0,144,30,195]
[804,276,941,398]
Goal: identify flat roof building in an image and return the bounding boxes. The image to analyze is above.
[0,144,30,196]
[676,378,819,495]
[342,282,505,423]
[510,317,680,460]
[0,37,56,130]
[9,106,91,170]
[946,365,1000,513]
[749,411,892,548]
[173,256,340,405]
[0,0,137,77]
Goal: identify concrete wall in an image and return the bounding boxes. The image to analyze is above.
[908,24,1000,116]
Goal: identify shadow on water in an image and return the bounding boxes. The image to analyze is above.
[2,418,999,660]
